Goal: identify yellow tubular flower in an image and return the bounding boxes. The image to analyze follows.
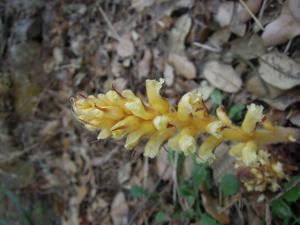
[242,104,264,133]
[73,79,299,192]
[146,79,169,113]
[144,128,175,158]
[196,136,223,164]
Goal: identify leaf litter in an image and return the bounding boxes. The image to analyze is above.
[1,0,300,225]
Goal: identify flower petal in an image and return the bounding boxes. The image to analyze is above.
[177,91,204,121]
[144,128,175,158]
[216,106,232,126]
[125,122,155,150]
[122,90,155,120]
[241,141,258,166]
[206,121,224,139]
[196,136,222,164]
[242,104,264,133]
[146,79,169,113]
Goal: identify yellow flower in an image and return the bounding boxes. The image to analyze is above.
[241,103,264,133]
[73,79,298,192]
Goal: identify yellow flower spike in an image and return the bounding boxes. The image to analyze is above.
[73,79,299,192]
[228,143,245,161]
[97,128,112,139]
[146,79,169,113]
[177,91,204,121]
[111,116,141,140]
[153,115,171,130]
[144,128,176,158]
[242,103,264,133]
[122,90,155,120]
[206,121,225,139]
[179,133,196,156]
[125,121,155,150]
[196,136,223,164]
[241,141,258,166]
[216,106,232,126]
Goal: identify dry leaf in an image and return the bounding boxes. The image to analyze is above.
[200,185,230,224]
[262,0,300,47]
[110,192,129,225]
[168,54,196,79]
[230,34,265,59]
[246,76,283,99]
[259,52,300,90]
[183,156,193,179]
[211,143,235,184]
[196,80,215,101]
[138,49,152,79]
[202,60,242,93]
[163,63,175,86]
[156,149,173,181]
[290,114,300,127]
[116,34,135,58]
[216,2,235,27]
[118,162,132,184]
[169,14,192,54]
[262,88,300,110]
[238,0,262,23]
[41,120,60,137]
[131,0,155,12]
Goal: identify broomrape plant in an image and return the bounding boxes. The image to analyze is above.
[72,79,298,192]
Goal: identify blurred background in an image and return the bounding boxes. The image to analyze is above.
[1,0,300,225]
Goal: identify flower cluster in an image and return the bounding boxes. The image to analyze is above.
[72,79,298,191]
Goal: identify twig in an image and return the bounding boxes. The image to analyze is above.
[239,0,265,30]
[193,42,222,53]
[269,176,300,203]
[97,4,121,41]
[92,146,119,166]
[143,156,149,189]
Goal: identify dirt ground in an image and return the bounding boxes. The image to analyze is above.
[1,0,300,225]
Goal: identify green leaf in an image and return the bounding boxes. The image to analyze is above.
[220,174,240,196]
[210,90,223,106]
[228,104,245,122]
[130,185,147,199]
[271,199,293,219]
[192,162,208,188]
[154,211,168,223]
[282,176,300,203]
[201,213,222,225]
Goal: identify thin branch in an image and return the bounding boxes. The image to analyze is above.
[239,0,265,30]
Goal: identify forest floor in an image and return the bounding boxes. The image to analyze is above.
[1,0,300,225]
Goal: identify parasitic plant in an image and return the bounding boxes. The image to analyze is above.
[72,79,298,192]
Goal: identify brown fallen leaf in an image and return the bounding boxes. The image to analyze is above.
[202,60,242,93]
[261,88,300,111]
[116,34,135,58]
[246,76,283,99]
[168,54,196,80]
[211,143,236,184]
[230,34,265,59]
[110,192,129,225]
[258,52,300,90]
[169,14,192,54]
[163,63,175,87]
[262,0,300,47]
[238,0,262,23]
[138,49,152,79]
[290,114,300,127]
[156,149,173,181]
[216,2,235,27]
[200,185,230,224]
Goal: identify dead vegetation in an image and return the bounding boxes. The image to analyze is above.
[0,0,300,225]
